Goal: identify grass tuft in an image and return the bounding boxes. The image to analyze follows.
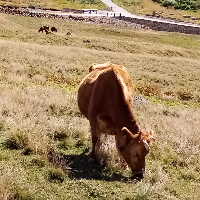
[53,130,68,141]
[23,147,33,156]
[135,193,149,200]
[30,156,48,168]
[136,83,161,97]
[5,131,28,150]
[13,190,34,200]
[0,121,5,131]
[47,167,66,183]
[177,88,194,101]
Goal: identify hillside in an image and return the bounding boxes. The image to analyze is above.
[0,13,200,199]
[112,0,200,24]
[0,0,107,10]
[1,0,200,24]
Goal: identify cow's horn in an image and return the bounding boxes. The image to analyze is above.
[143,140,149,151]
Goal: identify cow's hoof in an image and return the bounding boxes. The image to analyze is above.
[131,173,143,181]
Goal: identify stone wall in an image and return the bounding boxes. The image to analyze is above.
[121,16,200,35]
[0,6,147,29]
[62,8,82,14]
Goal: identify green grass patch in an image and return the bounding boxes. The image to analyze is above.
[0,13,200,200]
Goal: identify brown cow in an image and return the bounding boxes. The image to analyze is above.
[38,26,49,33]
[78,62,154,179]
[66,32,72,37]
[51,27,57,32]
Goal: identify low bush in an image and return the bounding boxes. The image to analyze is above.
[152,0,197,10]
[136,83,161,97]
[47,167,66,183]
[5,131,28,150]
[177,89,194,101]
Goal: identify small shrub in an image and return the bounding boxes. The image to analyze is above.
[6,132,28,150]
[152,0,196,10]
[162,0,176,7]
[13,190,34,200]
[47,104,68,116]
[177,89,194,101]
[164,90,175,97]
[135,193,149,200]
[75,139,85,148]
[47,167,65,183]
[58,140,69,150]
[0,152,8,161]
[195,94,200,102]
[180,171,196,181]
[0,121,5,131]
[23,147,33,156]
[53,131,68,140]
[137,83,161,97]
[31,156,47,167]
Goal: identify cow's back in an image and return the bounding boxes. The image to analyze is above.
[78,63,133,123]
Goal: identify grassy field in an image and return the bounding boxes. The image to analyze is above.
[0,13,200,199]
[0,0,107,10]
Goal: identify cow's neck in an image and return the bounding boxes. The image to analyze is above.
[120,117,139,135]
[115,104,139,135]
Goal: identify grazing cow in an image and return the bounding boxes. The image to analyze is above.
[66,32,72,37]
[51,27,57,32]
[38,26,49,33]
[45,29,54,35]
[78,62,154,179]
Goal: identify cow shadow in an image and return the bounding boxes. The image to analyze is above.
[48,149,138,183]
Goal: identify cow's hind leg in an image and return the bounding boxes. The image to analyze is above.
[89,117,100,162]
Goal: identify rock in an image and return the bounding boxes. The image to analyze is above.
[28,5,35,9]
[133,95,148,104]
[183,15,191,18]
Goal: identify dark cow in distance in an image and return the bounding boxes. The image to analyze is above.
[38,26,49,33]
[78,62,154,179]
[51,27,57,32]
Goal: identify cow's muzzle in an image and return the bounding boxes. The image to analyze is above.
[131,172,144,181]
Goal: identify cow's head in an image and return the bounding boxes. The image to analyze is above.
[116,127,155,179]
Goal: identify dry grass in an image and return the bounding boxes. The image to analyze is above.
[0,13,200,199]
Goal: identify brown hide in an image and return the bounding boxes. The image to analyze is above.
[78,62,154,178]
[78,62,134,120]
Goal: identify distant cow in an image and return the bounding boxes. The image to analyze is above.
[78,62,154,179]
[66,32,72,37]
[51,27,57,32]
[45,29,54,35]
[38,26,49,33]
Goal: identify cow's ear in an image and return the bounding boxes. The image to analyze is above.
[89,64,95,72]
[121,127,138,139]
[145,130,155,144]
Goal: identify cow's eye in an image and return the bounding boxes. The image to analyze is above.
[136,153,141,158]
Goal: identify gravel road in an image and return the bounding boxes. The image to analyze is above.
[100,0,138,18]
